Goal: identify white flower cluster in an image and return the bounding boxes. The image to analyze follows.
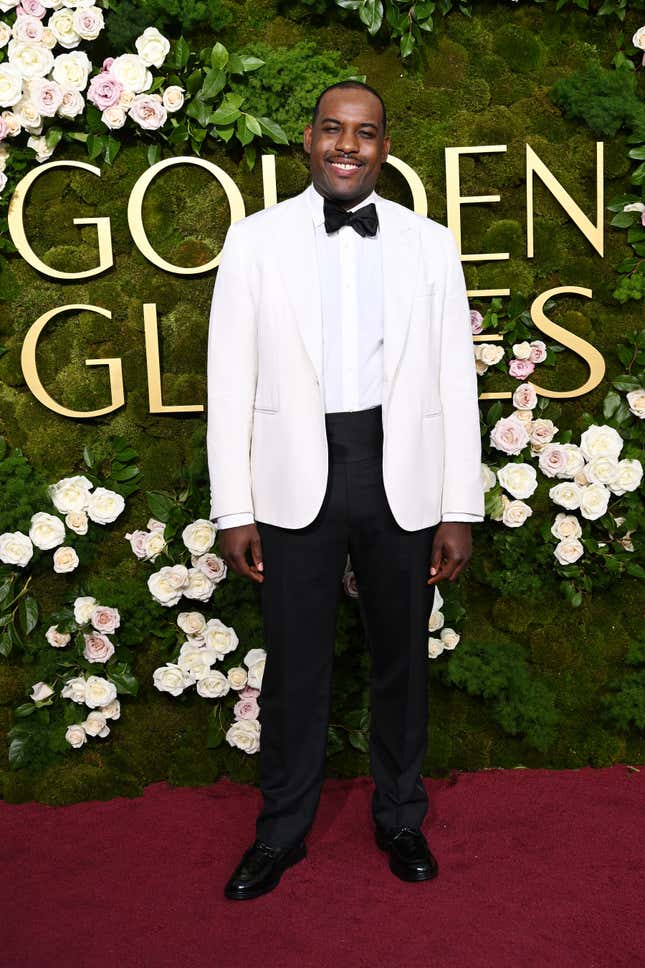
[138,518,227,607]
[0,5,181,187]
[0,474,124,572]
[485,399,642,560]
[37,594,122,748]
[427,587,461,659]
[153,611,265,754]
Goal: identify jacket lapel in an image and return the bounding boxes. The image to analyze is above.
[276,186,419,410]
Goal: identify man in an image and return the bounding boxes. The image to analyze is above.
[206,80,484,901]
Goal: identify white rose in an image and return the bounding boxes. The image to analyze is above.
[439,627,460,650]
[476,343,505,367]
[40,26,57,50]
[31,680,54,702]
[47,474,93,513]
[53,545,79,573]
[554,538,584,565]
[247,657,265,690]
[153,662,190,696]
[84,675,117,709]
[204,618,239,659]
[46,624,71,648]
[626,388,645,419]
[101,104,126,130]
[529,340,547,363]
[550,513,582,541]
[72,5,103,40]
[561,443,586,478]
[7,39,54,78]
[226,718,260,754]
[529,418,558,448]
[163,84,184,112]
[0,22,11,48]
[177,611,206,635]
[549,481,583,510]
[61,675,87,703]
[1,109,21,136]
[74,595,96,624]
[428,609,444,632]
[48,8,81,48]
[538,443,570,479]
[512,382,538,410]
[585,455,620,487]
[0,62,23,107]
[110,52,152,93]
[196,670,230,698]
[244,647,266,668]
[65,510,88,535]
[101,698,120,720]
[82,710,109,737]
[57,86,84,118]
[182,567,215,602]
[118,88,135,108]
[27,133,55,161]
[579,424,623,461]
[147,517,165,531]
[609,459,642,496]
[148,565,188,607]
[428,637,444,659]
[135,26,170,67]
[490,415,530,455]
[144,530,166,559]
[51,50,92,91]
[481,463,497,492]
[87,486,125,524]
[65,724,87,748]
[579,483,610,521]
[632,26,645,49]
[502,499,533,528]
[0,531,33,567]
[512,341,531,360]
[497,462,537,500]
[30,511,65,550]
[227,666,248,690]
[182,519,216,556]
[178,646,216,680]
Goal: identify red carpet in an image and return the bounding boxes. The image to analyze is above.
[2,765,643,968]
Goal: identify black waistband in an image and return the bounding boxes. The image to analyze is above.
[324,405,383,462]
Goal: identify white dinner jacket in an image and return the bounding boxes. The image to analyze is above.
[206,184,485,531]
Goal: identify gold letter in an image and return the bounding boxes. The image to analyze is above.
[128,156,245,274]
[526,142,603,258]
[144,303,204,413]
[529,287,605,398]
[21,305,124,417]
[445,145,508,262]
[8,161,113,279]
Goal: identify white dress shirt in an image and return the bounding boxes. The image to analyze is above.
[215,182,480,529]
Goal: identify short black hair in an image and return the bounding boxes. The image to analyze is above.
[311,80,387,134]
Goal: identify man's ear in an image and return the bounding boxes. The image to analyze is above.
[303,124,312,153]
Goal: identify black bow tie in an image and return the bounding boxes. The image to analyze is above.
[323,196,379,238]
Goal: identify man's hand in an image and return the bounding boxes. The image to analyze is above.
[427,522,472,585]
[217,523,264,584]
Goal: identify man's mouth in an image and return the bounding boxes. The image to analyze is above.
[327,158,363,174]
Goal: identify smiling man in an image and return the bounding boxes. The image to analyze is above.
[206,80,485,900]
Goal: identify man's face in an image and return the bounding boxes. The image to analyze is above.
[303,87,390,208]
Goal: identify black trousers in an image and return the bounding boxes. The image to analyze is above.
[254,404,437,848]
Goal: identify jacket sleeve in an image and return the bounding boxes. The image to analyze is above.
[438,225,485,523]
[206,220,258,520]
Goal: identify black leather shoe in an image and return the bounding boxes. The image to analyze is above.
[375,823,438,882]
[224,838,307,900]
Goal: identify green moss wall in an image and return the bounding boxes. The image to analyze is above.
[0,0,643,803]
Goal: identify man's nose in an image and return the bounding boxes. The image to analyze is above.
[335,129,360,153]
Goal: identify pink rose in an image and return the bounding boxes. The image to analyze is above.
[192,552,226,583]
[641,210,645,227]
[509,358,536,380]
[0,116,7,141]
[470,310,483,335]
[529,340,547,364]
[490,415,530,455]
[87,73,122,110]
[239,685,260,699]
[233,697,260,720]
[102,57,114,72]
[32,79,63,117]
[538,443,569,478]
[91,605,120,634]
[512,382,537,410]
[125,529,150,559]
[128,94,167,130]
[83,632,115,664]
[18,0,46,18]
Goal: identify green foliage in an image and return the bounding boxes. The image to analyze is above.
[228,41,363,142]
[438,639,560,753]
[104,0,233,49]
[549,63,645,139]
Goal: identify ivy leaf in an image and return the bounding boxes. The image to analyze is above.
[186,96,212,127]
[239,55,265,72]
[359,0,384,35]
[146,490,176,522]
[349,729,370,752]
[173,36,190,70]
[257,116,289,144]
[108,662,139,697]
[147,144,162,168]
[210,103,241,126]
[603,390,622,418]
[18,596,39,637]
[210,42,229,70]
[243,113,262,136]
[202,68,227,101]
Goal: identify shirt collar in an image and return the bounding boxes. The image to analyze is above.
[306,181,379,227]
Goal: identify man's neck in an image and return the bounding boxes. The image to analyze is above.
[311,180,375,211]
